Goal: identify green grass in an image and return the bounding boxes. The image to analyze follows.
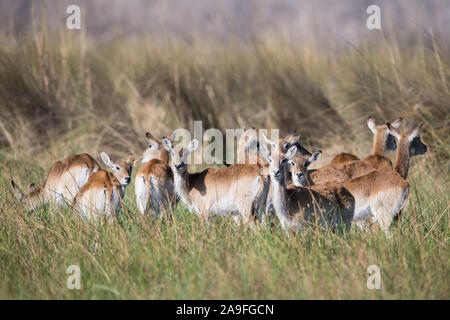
[0,23,448,299]
[0,160,448,299]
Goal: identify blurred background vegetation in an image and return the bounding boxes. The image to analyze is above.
[0,0,448,169]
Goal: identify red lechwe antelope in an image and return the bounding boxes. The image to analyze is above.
[307,117,403,185]
[135,132,176,216]
[236,129,314,224]
[75,152,135,221]
[162,137,267,226]
[289,122,427,235]
[260,137,354,234]
[330,116,402,166]
[10,153,101,211]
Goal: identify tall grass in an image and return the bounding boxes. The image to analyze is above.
[0,25,448,299]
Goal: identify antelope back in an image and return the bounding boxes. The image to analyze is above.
[185,164,264,222]
[76,153,135,221]
[135,158,176,216]
[308,160,377,185]
[10,153,101,210]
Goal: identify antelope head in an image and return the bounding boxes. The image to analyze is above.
[162,138,199,174]
[101,152,135,186]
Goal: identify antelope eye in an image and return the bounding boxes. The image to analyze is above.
[284,143,290,151]
[281,158,287,163]
[116,166,120,170]
[149,145,153,149]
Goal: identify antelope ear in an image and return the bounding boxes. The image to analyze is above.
[391,117,403,129]
[409,123,424,142]
[145,132,160,148]
[127,154,135,165]
[366,116,377,134]
[188,139,199,153]
[263,133,278,150]
[145,132,156,141]
[259,143,271,163]
[169,132,176,143]
[162,137,173,154]
[101,152,115,169]
[290,133,300,143]
[285,145,297,159]
[386,123,401,140]
[10,180,24,200]
[284,131,300,142]
[309,150,322,163]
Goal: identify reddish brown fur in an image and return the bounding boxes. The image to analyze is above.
[136,133,175,215]
[329,117,402,166]
[164,138,267,226]
[10,153,101,210]
[77,170,120,196]
[263,143,354,233]
[75,153,134,221]
[329,153,360,165]
[289,122,426,234]
[308,160,377,185]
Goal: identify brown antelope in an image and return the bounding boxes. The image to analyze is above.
[307,117,403,186]
[162,138,267,226]
[267,132,317,220]
[328,152,359,165]
[75,152,135,222]
[330,116,403,167]
[235,128,271,222]
[260,139,354,235]
[135,132,176,216]
[236,129,314,224]
[289,123,427,235]
[307,159,377,185]
[10,153,101,211]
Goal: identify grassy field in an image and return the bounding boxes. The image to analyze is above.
[0,23,448,299]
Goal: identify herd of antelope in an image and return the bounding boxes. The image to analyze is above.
[10,117,427,237]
